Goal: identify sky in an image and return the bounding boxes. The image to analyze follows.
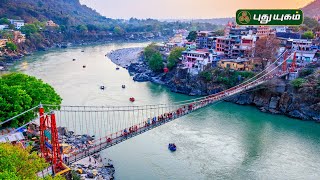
[80,0,314,19]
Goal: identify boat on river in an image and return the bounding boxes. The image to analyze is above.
[168,143,176,152]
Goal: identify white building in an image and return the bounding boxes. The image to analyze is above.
[180,50,213,75]
[9,19,25,29]
[287,39,313,51]
[275,26,287,33]
[0,24,9,30]
[295,50,317,64]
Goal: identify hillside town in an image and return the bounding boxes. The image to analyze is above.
[157,20,320,77]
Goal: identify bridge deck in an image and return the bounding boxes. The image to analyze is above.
[65,77,278,164]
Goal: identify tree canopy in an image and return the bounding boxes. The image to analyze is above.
[149,52,164,72]
[167,47,185,69]
[254,36,280,60]
[303,17,320,29]
[21,24,38,36]
[0,73,62,127]
[0,143,48,179]
[76,25,88,32]
[186,31,197,42]
[144,43,158,61]
[302,30,315,39]
[0,18,10,25]
[213,29,224,36]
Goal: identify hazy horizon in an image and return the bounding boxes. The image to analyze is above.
[80,0,314,19]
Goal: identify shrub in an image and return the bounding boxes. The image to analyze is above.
[291,78,306,88]
[200,71,213,81]
[299,69,314,77]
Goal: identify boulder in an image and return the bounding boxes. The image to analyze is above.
[133,73,150,82]
[269,97,279,109]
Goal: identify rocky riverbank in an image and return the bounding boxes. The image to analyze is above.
[108,47,320,122]
[58,127,115,179]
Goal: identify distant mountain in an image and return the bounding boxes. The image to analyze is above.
[0,0,109,25]
[301,0,320,17]
[161,18,234,25]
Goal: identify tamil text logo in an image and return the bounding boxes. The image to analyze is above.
[236,9,303,26]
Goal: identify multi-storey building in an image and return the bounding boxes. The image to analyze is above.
[180,50,214,74]
[287,39,313,51]
[195,31,214,49]
[215,36,236,58]
[257,26,274,37]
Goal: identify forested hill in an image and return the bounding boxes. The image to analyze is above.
[0,0,108,25]
[302,0,320,17]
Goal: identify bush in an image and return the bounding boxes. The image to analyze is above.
[299,69,314,77]
[5,41,17,51]
[200,71,213,81]
[302,31,315,39]
[291,78,306,88]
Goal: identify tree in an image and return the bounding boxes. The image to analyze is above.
[0,18,10,25]
[5,41,17,51]
[186,31,197,42]
[213,29,224,36]
[302,30,315,39]
[113,26,124,36]
[76,25,88,32]
[300,25,310,32]
[148,52,164,72]
[0,73,62,127]
[303,17,319,29]
[200,71,213,82]
[144,43,158,61]
[167,47,185,69]
[21,24,38,36]
[253,36,280,69]
[289,26,299,32]
[0,143,48,179]
[0,30,13,40]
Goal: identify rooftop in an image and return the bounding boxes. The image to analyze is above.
[220,58,249,63]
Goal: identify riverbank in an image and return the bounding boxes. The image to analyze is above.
[107,47,144,68]
[58,127,116,179]
[107,47,320,121]
[0,37,165,72]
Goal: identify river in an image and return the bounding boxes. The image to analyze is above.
[16,42,320,180]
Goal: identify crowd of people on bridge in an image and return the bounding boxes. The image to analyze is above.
[101,70,287,145]
[69,69,289,161]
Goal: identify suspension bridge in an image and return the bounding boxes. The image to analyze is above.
[0,50,298,175]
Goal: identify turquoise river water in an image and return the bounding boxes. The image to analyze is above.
[15,43,320,180]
